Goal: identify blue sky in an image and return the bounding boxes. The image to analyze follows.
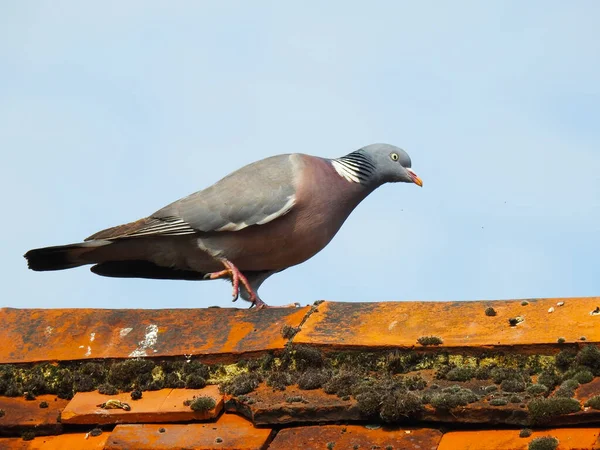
[2,1,599,309]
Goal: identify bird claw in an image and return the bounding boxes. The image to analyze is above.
[204,259,259,305]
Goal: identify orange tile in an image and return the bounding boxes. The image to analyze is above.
[0,432,108,449]
[104,413,272,449]
[438,428,600,450]
[268,425,442,450]
[0,306,310,363]
[0,394,66,433]
[295,298,600,349]
[61,386,222,425]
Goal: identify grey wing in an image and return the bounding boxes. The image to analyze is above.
[151,154,299,233]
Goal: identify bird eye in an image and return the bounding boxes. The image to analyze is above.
[390,153,399,161]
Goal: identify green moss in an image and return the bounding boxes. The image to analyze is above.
[130,389,142,400]
[526,384,548,395]
[501,379,526,392]
[519,428,532,438]
[417,336,443,346]
[485,307,497,317]
[290,345,324,372]
[0,409,5,417]
[584,395,600,409]
[537,370,560,390]
[379,390,423,422]
[39,401,48,408]
[266,371,292,391]
[484,385,498,394]
[185,374,206,389]
[430,386,478,410]
[297,368,330,390]
[281,325,300,339]
[326,442,335,450]
[553,379,579,398]
[445,367,474,382]
[21,431,35,441]
[528,436,559,450]
[220,372,262,396]
[323,371,361,397]
[555,350,576,370]
[508,316,524,326]
[575,345,600,374]
[189,396,216,412]
[557,337,565,344]
[521,301,529,306]
[489,398,508,406]
[528,397,581,424]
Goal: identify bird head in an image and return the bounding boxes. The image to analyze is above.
[359,143,423,187]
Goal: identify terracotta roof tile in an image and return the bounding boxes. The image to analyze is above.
[0,432,108,449]
[268,424,443,449]
[0,394,66,435]
[295,298,600,349]
[1,298,600,448]
[437,428,600,450]
[104,414,273,449]
[0,306,309,363]
[61,386,222,425]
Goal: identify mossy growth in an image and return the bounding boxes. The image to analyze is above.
[525,384,548,396]
[323,371,361,397]
[521,301,529,306]
[89,428,103,437]
[557,337,565,344]
[519,428,532,438]
[537,370,560,391]
[553,379,579,398]
[281,325,301,339]
[21,431,35,441]
[528,397,581,424]
[298,368,330,390]
[39,401,49,408]
[528,436,559,450]
[489,398,508,406]
[220,372,262,396]
[584,395,600,410]
[130,389,142,400]
[189,396,216,412]
[501,378,526,393]
[429,385,479,410]
[417,336,443,346]
[266,371,292,391]
[354,376,423,422]
[0,409,5,417]
[326,442,335,450]
[555,350,576,370]
[575,344,600,375]
[445,367,474,382]
[97,383,118,395]
[485,307,497,317]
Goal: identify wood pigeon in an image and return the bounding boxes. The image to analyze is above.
[24,143,422,308]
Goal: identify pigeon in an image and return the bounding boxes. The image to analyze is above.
[24,143,422,308]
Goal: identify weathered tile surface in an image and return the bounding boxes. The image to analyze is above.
[0,306,309,363]
[438,428,600,450]
[0,431,108,449]
[105,414,273,449]
[0,395,67,435]
[296,298,600,349]
[268,425,442,450]
[61,386,222,425]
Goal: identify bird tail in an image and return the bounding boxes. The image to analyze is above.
[24,241,111,271]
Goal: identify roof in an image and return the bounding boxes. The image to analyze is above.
[0,297,599,449]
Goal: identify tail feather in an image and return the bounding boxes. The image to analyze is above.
[24,241,110,271]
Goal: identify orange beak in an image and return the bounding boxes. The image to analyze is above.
[407,168,423,187]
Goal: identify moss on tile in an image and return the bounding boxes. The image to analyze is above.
[528,436,559,450]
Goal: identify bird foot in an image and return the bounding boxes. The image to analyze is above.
[204,259,258,303]
[250,299,301,310]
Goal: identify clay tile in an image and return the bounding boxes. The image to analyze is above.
[61,386,222,425]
